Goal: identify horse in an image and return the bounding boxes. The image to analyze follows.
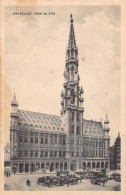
[95,178,108,186]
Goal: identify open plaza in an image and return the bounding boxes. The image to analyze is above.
[4,169,120,191]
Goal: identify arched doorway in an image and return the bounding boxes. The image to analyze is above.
[96,162,100,169]
[19,163,23,173]
[41,163,45,169]
[105,162,108,169]
[92,162,95,169]
[71,160,76,171]
[46,163,50,171]
[82,162,86,170]
[64,163,67,171]
[13,163,18,173]
[31,163,35,172]
[87,162,91,170]
[25,163,29,172]
[101,162,104,168]
[50,163,54,172]
[60,163,63,171]
[36,163,40,170]
[55,163,59,171]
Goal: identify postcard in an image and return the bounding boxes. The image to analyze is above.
[0,0,126,194]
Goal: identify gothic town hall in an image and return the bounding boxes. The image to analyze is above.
[10,15,110,173]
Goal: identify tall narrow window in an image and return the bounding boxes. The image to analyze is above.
[54,135,57,145]
[40,151,44,157]
[71,125,74,134]
[40,136,44,144]
[35,136,38,143]
[59,151,62,157]
[77,125,80,135]
[45,152,48,157]
[71,66,74,81]
[72,112,74,121]
[54,151,57,157]
[77,113,79,122]
[50,135,53,144]
[30,151,33,157]
[35,151,38,157]
[71,89,75,104]
[71,49,74,57]
[45,136,48,144]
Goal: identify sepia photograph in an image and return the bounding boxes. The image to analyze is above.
[1,1,125,193]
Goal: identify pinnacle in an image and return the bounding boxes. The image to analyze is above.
[68,14,76,48]
[13,93,17,102]
[70,14,73,23]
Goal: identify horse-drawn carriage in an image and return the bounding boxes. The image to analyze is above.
[37,174,83,187]
[91,177,108,186]
[90,170,108,186]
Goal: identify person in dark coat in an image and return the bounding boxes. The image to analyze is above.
[26,179,31,186]
[67,180,69,187]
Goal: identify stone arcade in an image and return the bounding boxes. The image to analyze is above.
[10,15,110,173]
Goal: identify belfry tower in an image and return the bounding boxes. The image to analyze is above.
[60,14,84,171]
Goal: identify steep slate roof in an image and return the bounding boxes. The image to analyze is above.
[17,109,104,137]
[83,119,104,137]
[18,109,65,133]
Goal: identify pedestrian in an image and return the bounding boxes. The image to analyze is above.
[7,170,10,177]
[26,179,29,186]
[60,179,62,186]
[26,179,31,187]
[67,180,69,187]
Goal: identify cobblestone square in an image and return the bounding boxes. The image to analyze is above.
[4,173,120,191]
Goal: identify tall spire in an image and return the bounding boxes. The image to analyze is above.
[61,15,84,115]
[68,14,76,48]
[66,14,78,63]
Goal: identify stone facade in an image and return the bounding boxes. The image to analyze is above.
[10,15,110,173]
[109,133,121,170]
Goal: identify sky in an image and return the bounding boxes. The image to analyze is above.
[4,5,121,146]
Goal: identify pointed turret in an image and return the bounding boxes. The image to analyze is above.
[11,92,18,108]
[104,114,110,137]
[11,92,19,121]
[104,114,109,123]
